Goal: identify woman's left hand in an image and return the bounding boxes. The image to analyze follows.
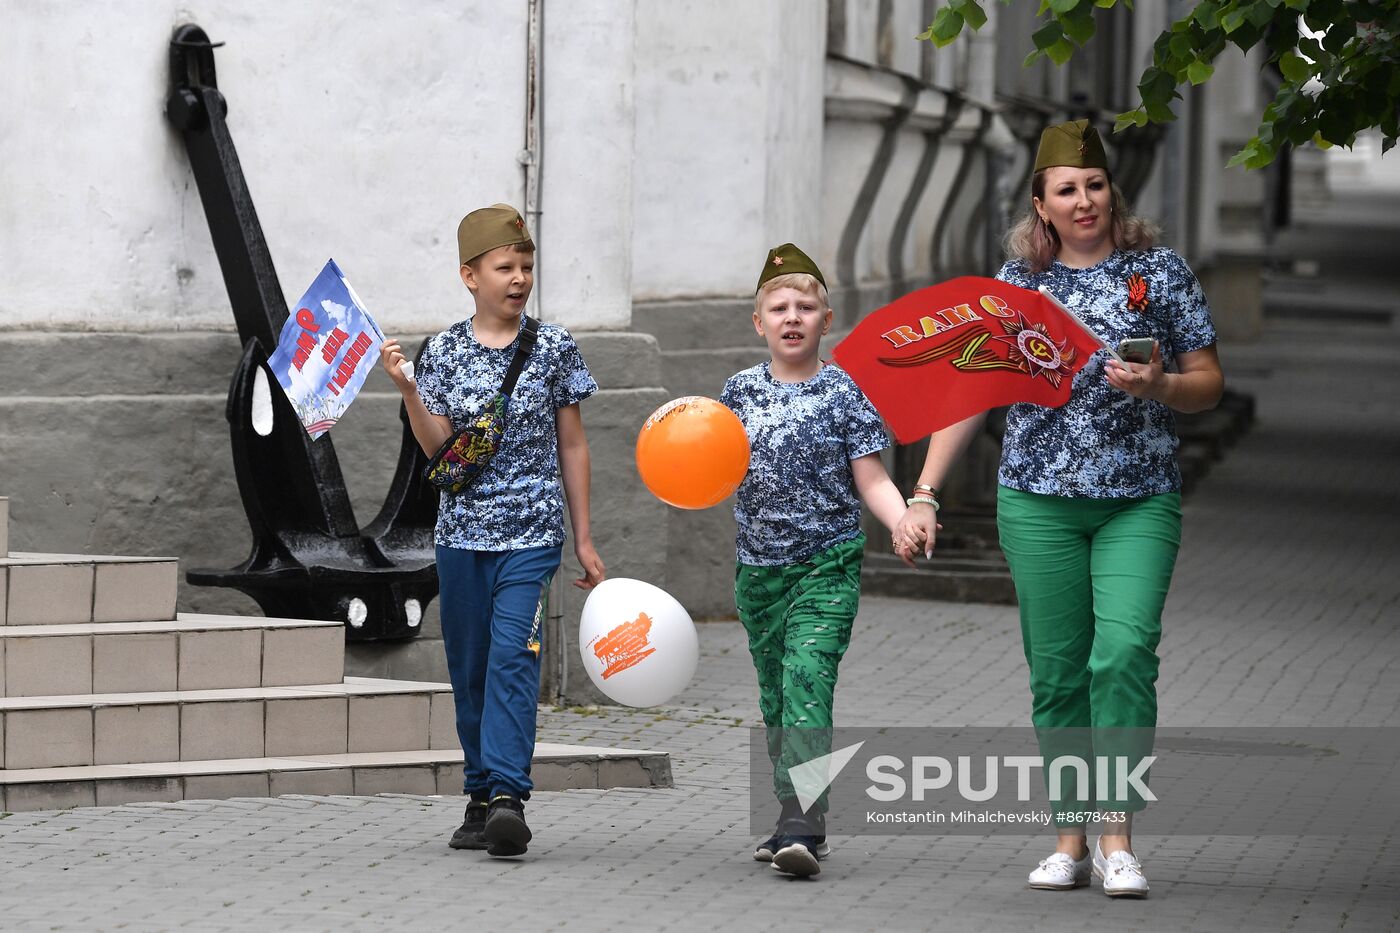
[1105,341,1167,401]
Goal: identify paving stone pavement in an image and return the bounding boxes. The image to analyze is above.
[4,227,1399,930]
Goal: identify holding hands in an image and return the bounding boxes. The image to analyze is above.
[893,502,942,562]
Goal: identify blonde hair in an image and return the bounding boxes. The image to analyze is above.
[1004,171,1159,273]
[754,272,829,313]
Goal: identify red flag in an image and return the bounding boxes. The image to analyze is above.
[831,276,1108,444]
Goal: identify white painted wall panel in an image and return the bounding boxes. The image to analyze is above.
[539,0,635,328]
[632,0,825,300]
[2,2,530,333]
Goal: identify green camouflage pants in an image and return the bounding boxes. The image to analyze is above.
[735,534,864,811]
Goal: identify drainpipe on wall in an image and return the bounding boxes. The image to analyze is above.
[522,0,567,705]
[524,0,545,283]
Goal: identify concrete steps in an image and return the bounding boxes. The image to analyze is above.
[1,614,344,697]
[0,677,456,770]
[1,552,178,626]
[0,496,672,811]
[0,744,672,812]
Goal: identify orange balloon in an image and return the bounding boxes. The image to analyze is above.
[636,396,750,510]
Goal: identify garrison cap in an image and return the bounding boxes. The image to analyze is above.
[1033,119,1109,173]
[457,203,532,265]
[756,242,826,293]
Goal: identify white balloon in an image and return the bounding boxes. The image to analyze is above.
[578,578,699,707]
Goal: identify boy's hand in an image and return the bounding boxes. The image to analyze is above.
[380,339,416,394]
[573,540,606,590]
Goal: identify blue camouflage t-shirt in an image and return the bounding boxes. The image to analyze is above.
[720,362,889,566]
[996,247,1217,498]
[416,316,597,550]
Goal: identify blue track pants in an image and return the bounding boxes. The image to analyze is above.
[436,544,560,799]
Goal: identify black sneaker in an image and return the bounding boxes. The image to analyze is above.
[771,836,822,877]
[757,831,831,861]
[755,798,799,862]
[448,795,489,850]
[483,794,531,857]
[753,831,783,862]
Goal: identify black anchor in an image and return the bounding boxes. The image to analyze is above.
[166,24,438,640]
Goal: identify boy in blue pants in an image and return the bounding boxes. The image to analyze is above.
[380,204,605,857]
[720,244,915,877]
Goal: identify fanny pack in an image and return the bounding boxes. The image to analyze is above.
[423,316,539,493]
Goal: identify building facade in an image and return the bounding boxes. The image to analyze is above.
[1,0,1269,701]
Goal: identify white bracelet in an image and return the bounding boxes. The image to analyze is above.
[905,496,940,511]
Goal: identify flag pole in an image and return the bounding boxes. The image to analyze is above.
[1037,286,1123,364]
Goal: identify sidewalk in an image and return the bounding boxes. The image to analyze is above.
[2,206,1398,931]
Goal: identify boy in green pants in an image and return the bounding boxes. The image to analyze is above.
[720,244,914,878]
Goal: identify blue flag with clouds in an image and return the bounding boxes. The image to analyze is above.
[267,259,385,439]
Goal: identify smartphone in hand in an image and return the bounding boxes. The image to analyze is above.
[1117,337,1154,364]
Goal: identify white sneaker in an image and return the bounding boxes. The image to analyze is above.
[1027,850,1092,890]
[1093,839,1149,897]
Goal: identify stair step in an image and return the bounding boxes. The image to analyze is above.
[0,677,456,771]
[1,613,344,698]
[2,552,177,626]
[0,743,673,812]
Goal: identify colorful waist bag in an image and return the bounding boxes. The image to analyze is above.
[423,316,539,493]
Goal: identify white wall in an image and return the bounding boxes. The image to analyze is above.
[1194,45,1267,262]
[539,0,636,328]
[630,0,824,300]
[761,0,827,260]
[1,1,634,334]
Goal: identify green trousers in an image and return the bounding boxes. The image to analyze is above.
[996,486,1181,820]
[735,534,864,811]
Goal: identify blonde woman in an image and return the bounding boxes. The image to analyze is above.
[895,119,1224,897]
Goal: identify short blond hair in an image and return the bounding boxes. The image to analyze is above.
[754,272,829,313]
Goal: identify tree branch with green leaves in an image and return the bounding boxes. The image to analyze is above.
[919,0,1399,168]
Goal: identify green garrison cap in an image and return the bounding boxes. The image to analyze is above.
[756,242,826,293]
[457,203,532,265]
[1033,119,1109,173]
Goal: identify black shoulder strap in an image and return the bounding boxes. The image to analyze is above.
[499,315,540,397]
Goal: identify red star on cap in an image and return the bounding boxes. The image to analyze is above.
[772,256,784,267]
[514,217,524,229]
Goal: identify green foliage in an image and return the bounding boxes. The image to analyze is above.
[918,0,1400,168]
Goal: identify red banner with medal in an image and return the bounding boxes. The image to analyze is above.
[832,276,1109,444]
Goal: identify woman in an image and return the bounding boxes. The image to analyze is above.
[894,119,1223,897]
